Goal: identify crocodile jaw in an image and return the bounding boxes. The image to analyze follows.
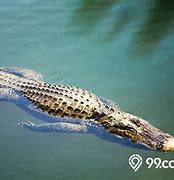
[103,112,174,151]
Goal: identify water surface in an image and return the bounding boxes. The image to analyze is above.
[0,0,174,179]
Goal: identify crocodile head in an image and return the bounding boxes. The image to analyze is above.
[100,112,174,151]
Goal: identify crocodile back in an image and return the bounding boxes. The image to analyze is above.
[23,83,106,120]
[0,70,108,120]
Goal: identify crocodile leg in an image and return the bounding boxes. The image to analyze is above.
[18,121,88,133]
[0,88,19,101]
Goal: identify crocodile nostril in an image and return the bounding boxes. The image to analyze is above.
[163,137,174,151]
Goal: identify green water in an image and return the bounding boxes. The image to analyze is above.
[0,0,174,179]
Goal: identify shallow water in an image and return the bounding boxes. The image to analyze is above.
[0,0,174,179]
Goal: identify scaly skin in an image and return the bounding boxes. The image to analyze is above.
[0,69,174,151]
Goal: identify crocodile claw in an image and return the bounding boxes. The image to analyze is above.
[17,121,35,128]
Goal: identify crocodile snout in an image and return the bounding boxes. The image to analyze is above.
[105,112,174,151]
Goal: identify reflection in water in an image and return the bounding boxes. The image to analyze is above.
[71,0,118,33]
[135,0,174,55]
[106,8,134,41]
[71,0,174,56]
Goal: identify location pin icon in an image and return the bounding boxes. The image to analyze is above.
[129,154,142,172]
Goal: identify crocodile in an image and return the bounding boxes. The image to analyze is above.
[0,67,174,151]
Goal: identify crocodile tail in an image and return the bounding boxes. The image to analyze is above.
[0,67,43,82]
